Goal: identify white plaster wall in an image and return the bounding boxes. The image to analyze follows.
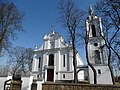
[44,40,51,49]
[88,42,96,64]
[32,54,39,72]
[69,49,73,71]
[94,65,113,84]
[37,80,44,90]
[44,41,47,49]
[89,65,113,84]
[0,77,7,90]
[21,77,31,90]
[55,39,60,48]
[55,51,61,72]
[58,72,73,80]
[43,53,48,67]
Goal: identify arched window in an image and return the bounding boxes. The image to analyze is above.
[48,54,54,66]
[94,50,101,64]
[92,25,96,37]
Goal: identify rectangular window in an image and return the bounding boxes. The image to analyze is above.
[92,24,96,37]
[38,57,41,68]
[63,74,65,78]
[98,69,101,74]
[63,55,65,67]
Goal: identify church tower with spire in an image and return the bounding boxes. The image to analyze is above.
[86,6,113,84]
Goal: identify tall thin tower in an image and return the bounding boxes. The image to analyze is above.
[86,6,113,84]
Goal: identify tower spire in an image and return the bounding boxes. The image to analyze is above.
[89,5,94,15]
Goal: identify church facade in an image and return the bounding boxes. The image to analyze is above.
[0,6,114,90]
[32,31,84,82]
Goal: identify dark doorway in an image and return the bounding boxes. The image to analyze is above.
[48,54,54,66]
[47,69,54,81]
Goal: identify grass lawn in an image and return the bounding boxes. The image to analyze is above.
[115,82,120,85]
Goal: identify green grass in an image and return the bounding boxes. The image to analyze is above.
[115,82,120,85]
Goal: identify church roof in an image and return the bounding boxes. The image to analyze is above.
[34,31,69,51]
[43,31,61,40]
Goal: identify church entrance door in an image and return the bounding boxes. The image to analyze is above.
[47,69,54,81]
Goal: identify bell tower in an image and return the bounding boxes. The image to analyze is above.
[86,6,113,84]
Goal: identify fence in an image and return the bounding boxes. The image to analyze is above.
[42,82,120,90]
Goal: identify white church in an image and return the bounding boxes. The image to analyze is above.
[0,30,84,90]
[0,6,114,90]
[32,30,84,82]
[31,5,113,87]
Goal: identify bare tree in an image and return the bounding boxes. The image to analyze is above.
[58,0,84,83]
[0,65,9,76]
[94,0,120,84]
[0,1,24,54]
[24,48,33,71]
[8,46,33,76]
[85,33,97,84]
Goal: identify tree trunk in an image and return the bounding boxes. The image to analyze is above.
[108,47,115,85]
[72,41,78,83]
[85,41,97,84]
[108,64,115,85]
[0,29,7,54]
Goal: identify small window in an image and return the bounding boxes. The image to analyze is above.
[63,55,65,67]
[56,73,58,75]
[38,57,41,68]
[63,74,65,78]
[98,69,101,74]
[37,74,40,78]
